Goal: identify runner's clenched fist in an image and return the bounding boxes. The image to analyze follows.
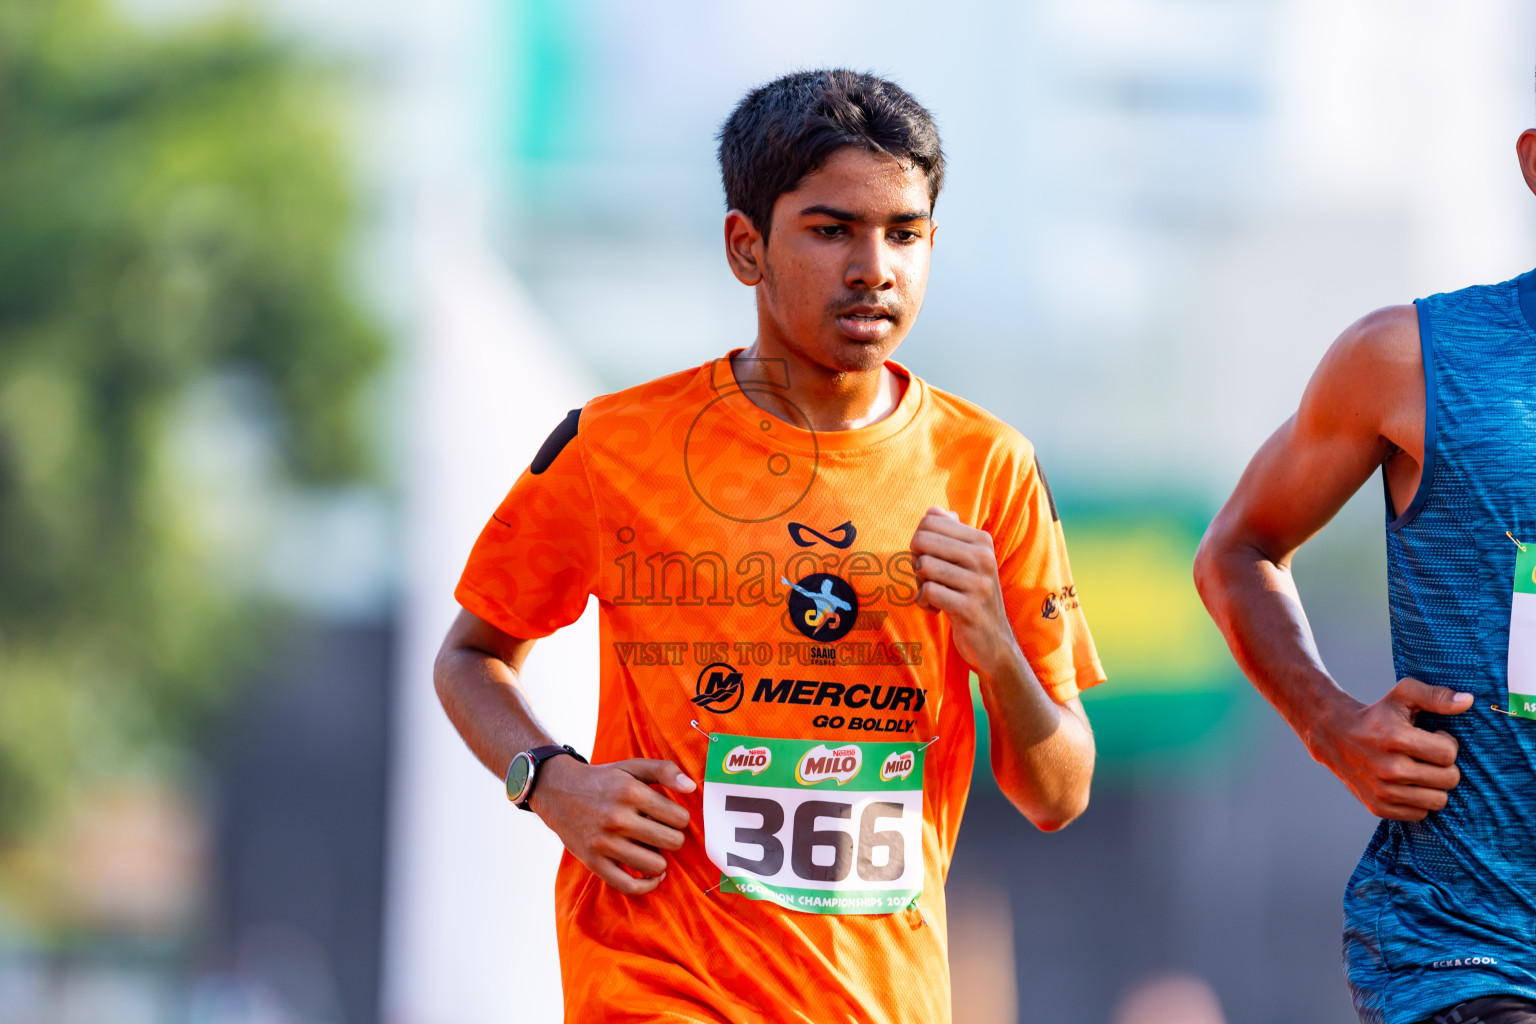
[910,508,1019,675]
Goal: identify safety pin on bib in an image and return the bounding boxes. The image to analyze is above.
[1509,531,1527,552]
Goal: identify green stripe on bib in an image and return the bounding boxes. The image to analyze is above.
[704,734,923,792]
[1507,542,1536,718]
[1515,545,1536,595]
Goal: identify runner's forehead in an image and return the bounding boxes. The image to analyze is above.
[780,148,933,223]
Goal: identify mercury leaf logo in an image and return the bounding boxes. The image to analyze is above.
[691,662,744,714]
[795,744,862,786]
[722,745,771,775]
[879,750,916,782]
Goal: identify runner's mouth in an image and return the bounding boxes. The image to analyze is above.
[834,309,897,341]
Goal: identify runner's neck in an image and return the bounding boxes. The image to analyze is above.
[730,345,907,432]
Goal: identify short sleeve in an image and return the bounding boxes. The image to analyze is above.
[454,410,600,639]
[989,450,1106,703]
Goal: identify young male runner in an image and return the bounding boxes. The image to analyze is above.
[1195,126,1536,1024]
[436,70,1104,1023]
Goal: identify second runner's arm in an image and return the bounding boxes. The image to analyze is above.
[1192,306,1472,821]
[434,608,696,894]
[910,508,1095,831]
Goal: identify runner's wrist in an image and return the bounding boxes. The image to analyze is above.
[526,751,581,818]
[972,635,1028,688]
[1297,687,1364,762]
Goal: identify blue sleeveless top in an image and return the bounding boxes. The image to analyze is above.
[1344,271,1536,1024]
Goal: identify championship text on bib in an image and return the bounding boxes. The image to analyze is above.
[702,733,925,916]
[1508,541,1536,719]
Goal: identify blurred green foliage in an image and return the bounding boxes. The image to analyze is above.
[0,0,383,839]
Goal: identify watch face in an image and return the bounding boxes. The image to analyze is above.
[506,752,534,802]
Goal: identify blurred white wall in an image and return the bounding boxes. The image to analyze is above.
[381,184,598,1024]
[374,2,601,1022]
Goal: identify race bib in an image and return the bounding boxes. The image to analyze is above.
[1508,540,1536,719]
[702,732,925,915]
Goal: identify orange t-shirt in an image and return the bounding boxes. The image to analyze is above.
[456,354,1104,1024]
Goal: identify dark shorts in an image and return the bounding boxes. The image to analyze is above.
[1417,996,1536,1024]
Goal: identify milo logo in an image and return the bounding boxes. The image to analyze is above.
[723,745,771,775]
[795,744,862,786]
[879,750,915,782]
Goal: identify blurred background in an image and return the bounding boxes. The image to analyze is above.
[3,0,1536,1021]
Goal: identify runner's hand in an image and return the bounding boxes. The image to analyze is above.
[1308,677,1473,821]
[529,756,696,895]
[910,508,1018,676]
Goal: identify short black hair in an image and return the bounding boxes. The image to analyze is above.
[717,69,944,240]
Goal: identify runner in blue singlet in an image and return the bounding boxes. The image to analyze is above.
[1194,123,1536,1024]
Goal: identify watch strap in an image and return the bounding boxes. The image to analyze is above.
[513,744,588,811]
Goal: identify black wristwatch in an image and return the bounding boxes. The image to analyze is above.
[505,744,587,811]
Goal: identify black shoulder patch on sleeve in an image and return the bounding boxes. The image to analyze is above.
[530,408,581,475]
[1036,458,1060,522]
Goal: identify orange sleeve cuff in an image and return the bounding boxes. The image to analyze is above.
[1039,662,1108,705]
[453,578,556,641]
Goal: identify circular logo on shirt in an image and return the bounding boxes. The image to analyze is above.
[684,385,818,524]
[691,662,745,714]
[785,572,859,643]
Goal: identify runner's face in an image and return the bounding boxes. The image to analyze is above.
[757,148,935,373]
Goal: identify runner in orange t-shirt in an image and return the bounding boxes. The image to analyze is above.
[436,69,1105,1024]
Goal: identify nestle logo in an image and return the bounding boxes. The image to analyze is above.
[879,750,915,782]
[795,744,862,786]
[722,744,771,775]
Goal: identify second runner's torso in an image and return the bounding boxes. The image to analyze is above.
[1345,273,1536,1024]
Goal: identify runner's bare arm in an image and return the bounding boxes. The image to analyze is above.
[1193,306,1474,822]
[910,509,1095,830]
[435,609,696,895]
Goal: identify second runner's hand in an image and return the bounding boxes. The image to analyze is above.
[1304,676,1472,821]
[529,756,696,895]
